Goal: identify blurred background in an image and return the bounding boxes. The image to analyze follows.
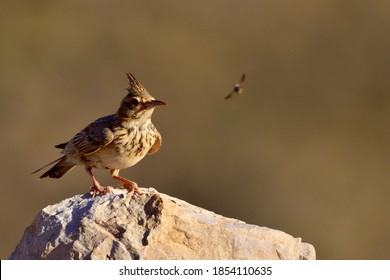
[1,0,389,259]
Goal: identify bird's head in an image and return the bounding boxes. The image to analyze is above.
[117,73,166,120]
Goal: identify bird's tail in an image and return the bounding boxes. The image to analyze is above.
[32,156,75,179]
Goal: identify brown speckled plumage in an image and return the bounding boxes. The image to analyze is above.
[32,73,166,196]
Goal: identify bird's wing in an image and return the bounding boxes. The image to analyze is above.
[225,91,234,100]
[147,132,162,155]
[69,116,115,155]
[239,73,246,83]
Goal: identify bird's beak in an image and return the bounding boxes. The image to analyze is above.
[142,100,166,110]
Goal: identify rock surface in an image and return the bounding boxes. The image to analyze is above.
[10,188,315,260]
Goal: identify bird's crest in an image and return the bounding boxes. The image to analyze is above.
[126,73,145,95]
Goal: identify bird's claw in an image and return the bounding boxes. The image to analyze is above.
[90,185,113,197]
[112,175,143,196]
[118,182,143,196]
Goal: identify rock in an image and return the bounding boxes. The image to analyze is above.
[9,188,315,260]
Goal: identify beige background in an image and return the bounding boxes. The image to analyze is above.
[1,1,389,259]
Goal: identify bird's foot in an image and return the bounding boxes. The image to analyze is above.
[90,184,113,197]
[86,167,113,197]
[112,175,143,196]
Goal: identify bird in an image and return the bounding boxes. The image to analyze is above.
[32,73,166,197]
[225,73,246,100]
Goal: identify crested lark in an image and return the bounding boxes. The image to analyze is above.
[33,73,166,197]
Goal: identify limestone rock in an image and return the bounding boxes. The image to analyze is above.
[9,189,315,260]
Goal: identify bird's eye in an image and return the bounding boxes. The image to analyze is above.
[130,98,139,106]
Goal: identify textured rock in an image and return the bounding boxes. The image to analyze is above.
[10,188,315,260]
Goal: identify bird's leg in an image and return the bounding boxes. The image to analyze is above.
[111,170,143,195]
[86,167,112,197]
